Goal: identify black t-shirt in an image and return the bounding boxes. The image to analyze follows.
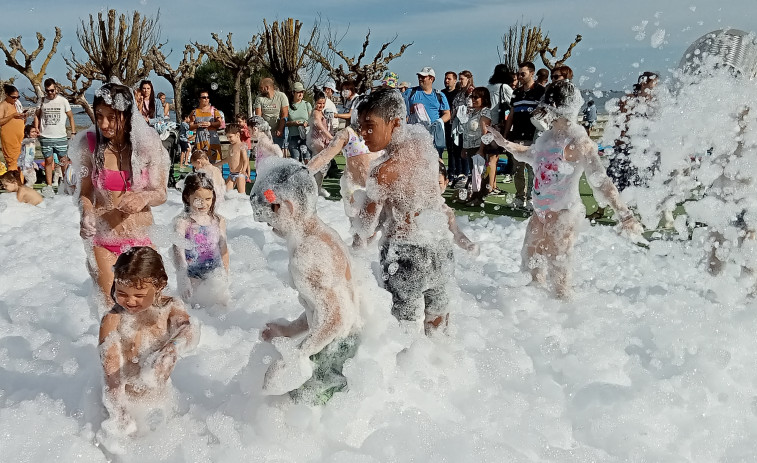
[441,88,460,128]
[508,84,545,141]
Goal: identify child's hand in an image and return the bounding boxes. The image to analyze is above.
[465,241,480,256]
[619,216,648,245]
[80,212,96,239]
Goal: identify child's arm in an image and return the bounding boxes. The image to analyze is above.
[307,128,349,173]
[444,204,479,255]
[166,302,196,353]
[477,113,493,156]
[99,313,123,398]
[261,311,309,341]
[77,138,98,238]
[484,129,533,161]
[219,217,229,271]
[576,139,645,240]
[117,159,168,214]
[172,217,193,299]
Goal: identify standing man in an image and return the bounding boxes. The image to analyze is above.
[321,80,338,115]
[503,61,545,209]
[403,66,451,157]
[536,68,550,87]
[441,71,462,182]
[189,90,223,162]
[254,77,289,153]
[34,78,76,190]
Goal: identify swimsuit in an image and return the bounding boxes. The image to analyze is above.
[184,218,223,279]
[530,141,583,218]
[228,171,244,182]
[342,127,369,158]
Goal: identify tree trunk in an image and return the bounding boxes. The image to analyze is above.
[173,81,184,123]
[234,71,242,116]
[79,98,95,124]
[246,75,253,117]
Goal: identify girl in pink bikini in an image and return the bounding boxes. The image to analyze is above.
[72,81,169,304]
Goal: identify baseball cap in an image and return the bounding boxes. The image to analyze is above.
[417,67,435,78]
[293,82,305,92]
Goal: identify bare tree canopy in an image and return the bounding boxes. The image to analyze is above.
[305,30,412,93]
[71,9,163,86]
[59,67,95,123]
[195,33,264,115]
[0,28,62,99]
[500,21,582,71]
[147,44,205,122]
[263,18,319,96]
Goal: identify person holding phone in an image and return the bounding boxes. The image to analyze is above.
[34,78,77,191]
[0,84,28,174]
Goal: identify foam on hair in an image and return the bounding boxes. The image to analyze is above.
[250,158,318,221]
[357,88,406,123]
[541,80,584,120]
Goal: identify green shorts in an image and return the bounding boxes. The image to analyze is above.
[39,136,69,159]
[289,334,359,405]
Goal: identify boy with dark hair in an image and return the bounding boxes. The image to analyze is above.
[224,123,249,193]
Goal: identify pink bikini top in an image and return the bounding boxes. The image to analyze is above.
[86,131,147,192]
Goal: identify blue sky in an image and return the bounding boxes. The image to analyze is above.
[1,0,754,97]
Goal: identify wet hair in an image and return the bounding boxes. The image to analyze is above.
[24,124,36,138]
[638,71,660,84]
[536,68,550,83]
[225,123,241,135]
[250,158,317,220]
[471,87,492,108]
[0,170,22,187]
[43,78,56,89]
[110,246,169,302]
[489,63,514,85]
[248,115,271,135]
[518,62,536,73]
[459,70,474,88]
[438,159,447,178]
[235,112,247,121]
[553,65,574,81]
[341,80,357,95]
[139,80,156,118]
[356,87,406,123]
[182,171,218,217]
[3,84,18,96]
[190,149,209,163]
[541,79,584,119]
[92,82,135,170]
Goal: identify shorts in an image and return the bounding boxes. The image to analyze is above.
[289,137,311,162]
[179,140,190,152]
[380,238,454,322]
[228,171,244,182]
[39,136,68,159]
[289,334,358,405]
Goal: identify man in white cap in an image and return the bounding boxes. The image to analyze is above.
[321,80,338,115]
[403,66,450,156]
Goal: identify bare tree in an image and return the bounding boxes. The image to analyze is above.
[59,63,96,123]
[262,18,320,95]
[195,33,264,115]
[305,30,412,93]
[539,35,583,70]
[147,44,205,122]
[498,22,547,72]
[0,28,62,99]
[0,76,16,99]
[70,9,163,87]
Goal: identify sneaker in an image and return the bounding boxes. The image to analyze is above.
[524,199,534,211]
[512,197,525,208]
[491,188,506,196]
[502,174,513,184]
[318,188,331,198]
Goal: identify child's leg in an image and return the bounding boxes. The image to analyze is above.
[236,174,245,193]
[226,175,234,191]
[381,242,427,324]
[521,214,548,285]
[545,209,581,299]
[422,241,454,334]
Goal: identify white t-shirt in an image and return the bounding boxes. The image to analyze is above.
[37,95,72,138]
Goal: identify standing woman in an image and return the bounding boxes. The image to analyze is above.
[286,82,313,163]
[0,85,27,173]
[461,87,496,202]
[138,80,157,123]
[157,92,170,119]
[71,81,169,304]
[451,71,475,181]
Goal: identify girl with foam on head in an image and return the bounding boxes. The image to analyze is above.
[172,172,229,307]
[98,246,197,438]
[486,80,645,299]
[71,80,169,305]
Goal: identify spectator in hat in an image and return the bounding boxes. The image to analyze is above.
[381,71,399,89]
[403,66,451,157]
[398,81,410,93]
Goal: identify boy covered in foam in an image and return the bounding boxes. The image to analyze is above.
[250,158,360,404]
[485,80,644,299]
[248,115,283,178]
[354,88,457,335]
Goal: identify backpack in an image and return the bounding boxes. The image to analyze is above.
[408,87,444,112]
[497,84,511,118]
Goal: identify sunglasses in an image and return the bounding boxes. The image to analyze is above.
[45,88,56,94]
[199,96,209,99]
[552,74,563,79]
[9,95,19,99]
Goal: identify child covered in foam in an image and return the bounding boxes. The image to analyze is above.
[98,247,198,439]
[248,116,283,178]
[250,158,360,405]
[485,80,645,299]
[354,88,458,335]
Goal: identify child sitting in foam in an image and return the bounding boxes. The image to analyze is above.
[485,79,645,299]
[173,172,230,307]
[0,170,43,205]
[98,247,198,438]
[251,158,360,405]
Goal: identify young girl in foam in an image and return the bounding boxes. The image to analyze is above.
[98,247,198,439]
[247,115,283,178]
[173,172,230,307]
[0,169,43,205]
[486,80,645,299]
[19,124,39,187]
[71,81,169,305]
